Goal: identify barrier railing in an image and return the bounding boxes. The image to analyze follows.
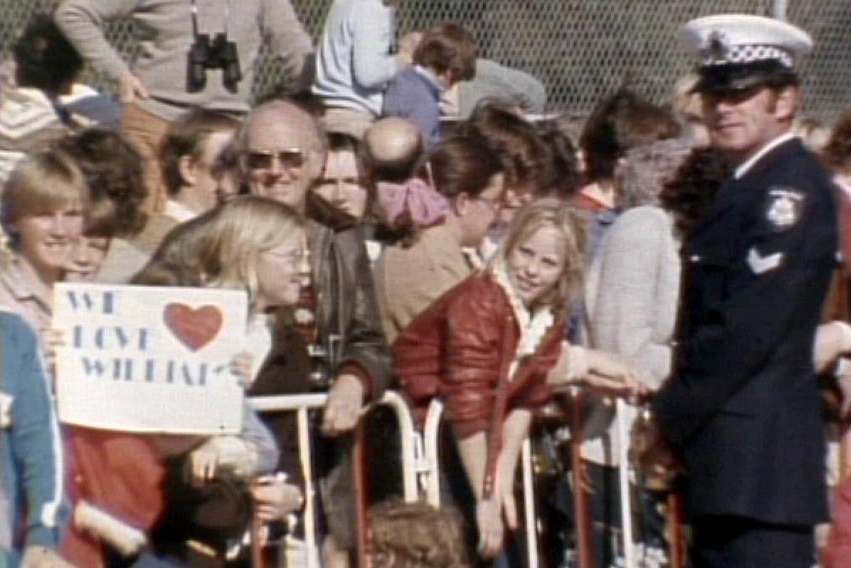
[552,390,686,568]
[249,393,327,568]
[246,389,739,568]
[418,399,541,567]
[248,390,421,567]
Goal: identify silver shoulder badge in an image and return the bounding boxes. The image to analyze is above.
[765,187,805,231]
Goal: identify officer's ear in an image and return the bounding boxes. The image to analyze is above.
[771,86,800,123]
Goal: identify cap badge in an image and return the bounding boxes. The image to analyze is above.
[705,30,730,63]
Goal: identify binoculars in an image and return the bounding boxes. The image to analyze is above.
[186,32,242,93]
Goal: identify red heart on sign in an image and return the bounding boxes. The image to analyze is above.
[163,303,224,352]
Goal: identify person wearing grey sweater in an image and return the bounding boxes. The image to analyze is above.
[54,0,314,211]
[313,0,403,117]
[54,0,313,120]
[313,0,419,139]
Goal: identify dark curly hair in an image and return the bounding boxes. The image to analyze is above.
[459,99,554,195]
[536,120,583,199]
[55,128,149,238]
[580,88,681,182]
[14,14,82,96]
[822,108,851,174]
[658,147,732,237]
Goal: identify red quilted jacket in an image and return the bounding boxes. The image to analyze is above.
[393,272,565,439]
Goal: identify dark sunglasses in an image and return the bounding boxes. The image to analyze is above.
[245,148,306,171]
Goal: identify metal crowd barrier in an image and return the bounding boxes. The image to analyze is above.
[581,393,686,568]
[248,389,697,568]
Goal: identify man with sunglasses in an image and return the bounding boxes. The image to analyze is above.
[238,99,391,567]
[652,15,837,568]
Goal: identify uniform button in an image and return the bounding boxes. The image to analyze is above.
[690,254,701,262]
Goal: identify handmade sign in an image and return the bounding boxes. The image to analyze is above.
[53,283,248,434]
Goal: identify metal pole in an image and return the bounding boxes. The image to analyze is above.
[353,421,369,568]
[568,388,595,568]
[772,0,788,21]
[423,400,445,506]
[520,439,540,568]
[615,400,636,568]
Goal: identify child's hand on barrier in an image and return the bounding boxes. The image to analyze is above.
[251,475,304,522]
[188,439,221,486]
[230,351,254,387]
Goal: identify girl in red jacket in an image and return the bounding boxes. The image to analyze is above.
[394,197,647,560]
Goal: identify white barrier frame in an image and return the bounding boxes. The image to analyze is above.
[615,398,637,568]
[250,393,326,568]
[248,391,422,567]
[419,399,540,567]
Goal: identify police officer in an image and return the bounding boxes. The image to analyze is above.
[653,15,837,567]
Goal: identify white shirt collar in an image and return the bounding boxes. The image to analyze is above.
[163,199,198,223]
[734,132,798,179]
[414,65,446,93]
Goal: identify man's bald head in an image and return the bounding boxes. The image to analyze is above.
[241,99,327,155]
[363,117,424,183]
[238,99,328,213]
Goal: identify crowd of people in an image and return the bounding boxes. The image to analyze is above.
[2,2,851,568]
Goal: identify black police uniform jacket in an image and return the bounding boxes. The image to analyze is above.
[654,137,836,525]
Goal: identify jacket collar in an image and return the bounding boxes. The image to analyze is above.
[735,134,803,181]
[1,255,50,307]
[489,261,555,361]
[306,191,359,232]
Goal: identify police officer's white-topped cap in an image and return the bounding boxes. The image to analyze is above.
[679,14,813,95]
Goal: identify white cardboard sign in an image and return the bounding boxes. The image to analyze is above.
[53,283,248,435]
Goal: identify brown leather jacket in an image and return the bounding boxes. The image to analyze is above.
[393,272,565,439]
[305,194,392,399]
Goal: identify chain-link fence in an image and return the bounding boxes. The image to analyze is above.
[1,0,849,122]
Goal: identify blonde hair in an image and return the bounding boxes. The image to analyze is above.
[196,196,305,302]
[134,196,305,307]
[1,149,88,247]
[490,197,588,311]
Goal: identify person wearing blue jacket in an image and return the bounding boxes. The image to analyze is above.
[0,309,67,567]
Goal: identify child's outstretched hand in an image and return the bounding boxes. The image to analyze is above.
[251,475,304,522]
[188,439,221,486]
[21,544,75,567]
[585,350,651,402]
[231,351,254,387]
